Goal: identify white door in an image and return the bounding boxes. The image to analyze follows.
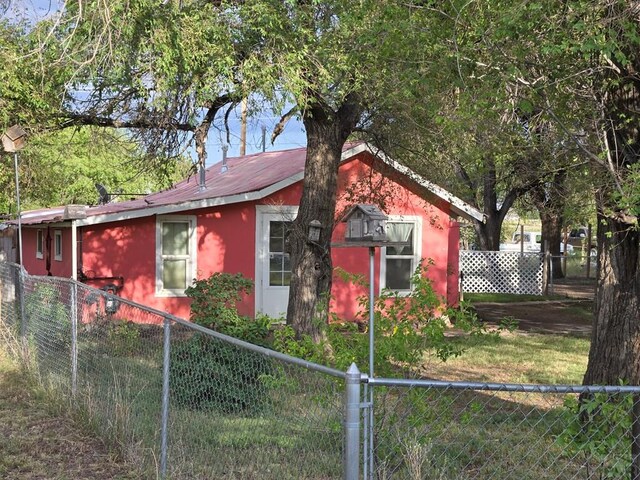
[256,208,297,319]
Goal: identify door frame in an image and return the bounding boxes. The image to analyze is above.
[254,205,298,317]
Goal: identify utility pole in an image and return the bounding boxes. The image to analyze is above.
[240,97,247,156]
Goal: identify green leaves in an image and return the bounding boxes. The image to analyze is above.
[558,392,635,478]
[1,128,188,212]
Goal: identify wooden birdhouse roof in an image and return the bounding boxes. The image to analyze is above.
[341,204,388,222]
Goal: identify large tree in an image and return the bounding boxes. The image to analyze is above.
[463,0,640,384]
[41,0,250,174]
[239,1,440,339]
[363,5,565,253]
[579,1,640,386]
[32,1,436,340]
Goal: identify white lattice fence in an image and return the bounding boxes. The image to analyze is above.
[460,251,544,295]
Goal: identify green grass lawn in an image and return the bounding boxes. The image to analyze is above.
[464,292,566,303]
[421,332,590,385]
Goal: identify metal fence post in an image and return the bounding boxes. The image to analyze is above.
[70,282,78,396]
[544,252,552,295]
[160,316,171,479]
[632,393,640,480]
[345,363,361,480]
[17,266,27,359]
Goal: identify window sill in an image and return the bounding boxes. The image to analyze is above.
[155,290,188,298]
[382,288,413,297]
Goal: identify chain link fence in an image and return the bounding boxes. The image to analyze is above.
[366,379,640,480]
[2,261,640,479]
[0,262,346,479]
[549,253,597,281]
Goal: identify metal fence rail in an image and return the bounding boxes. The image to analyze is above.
[2,261,640,479]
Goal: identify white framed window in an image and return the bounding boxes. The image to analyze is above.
[268,220,293,286]
[156,216,197,297]
[54,230,63,261]
[380,217,421,293]
[36,229,44,259]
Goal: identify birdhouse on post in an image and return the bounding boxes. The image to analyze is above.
[343,204,387,243]
[1,124,26,153]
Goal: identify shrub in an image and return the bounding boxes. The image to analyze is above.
[175,273,272,413]
[24,282,71,356]
[276,262,489,376]
[170,334,272,414]
[106,320,142,356]
[185,272,253,331]
[557,392,634,478]
[332,262,485,373]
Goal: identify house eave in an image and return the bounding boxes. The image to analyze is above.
[361,145,486,223]
[75,171,306,227]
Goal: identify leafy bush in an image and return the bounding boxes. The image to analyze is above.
[106,320,142,356]
[175,273,272,413]
[170,334,272,414]
[557,392,635,478]
[25,282,71,355]
[275,261,488,376]
[185,272,253,330]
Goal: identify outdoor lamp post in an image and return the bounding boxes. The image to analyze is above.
[2,124,27,265]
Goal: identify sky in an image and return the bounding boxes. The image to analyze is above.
[3,0,309,166]
[207,104,307,166]
[1,0,60,22]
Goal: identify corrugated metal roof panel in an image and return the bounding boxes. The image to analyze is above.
[15,142,486,226]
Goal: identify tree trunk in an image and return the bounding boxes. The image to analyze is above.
[540,211,565,279]
[474,214,502,251]
[583,212,640,385]
[285,101,361,341]
[583,25,640,385]
[530,169,568,279]
[459,155,517,251]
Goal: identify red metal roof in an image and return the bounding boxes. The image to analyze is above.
[15,142,485,226]
[18,145,327,225]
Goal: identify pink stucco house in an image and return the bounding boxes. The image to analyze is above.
[17,143,483,321]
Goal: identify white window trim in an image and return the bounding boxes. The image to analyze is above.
[54,230,63,261]
[36,229,44,259]
[379,216,422,295]
[155,215,197,297]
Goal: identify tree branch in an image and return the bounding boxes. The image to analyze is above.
[272,105,298,144]
[59,114,194,132]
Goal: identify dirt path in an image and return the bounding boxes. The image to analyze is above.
[472,279,595,337]
[0,351,143,480]
[473,299,593,336]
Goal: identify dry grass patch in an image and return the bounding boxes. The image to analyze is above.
[0,349,145,480]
